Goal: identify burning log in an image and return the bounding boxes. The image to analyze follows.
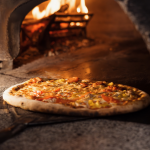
[21,11,93,51]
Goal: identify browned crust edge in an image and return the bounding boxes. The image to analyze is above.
[3,82,150,117]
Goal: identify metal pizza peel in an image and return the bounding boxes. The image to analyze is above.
[0,101,89,144]
[1,95,150,143]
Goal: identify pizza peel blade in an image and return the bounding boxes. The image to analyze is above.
[0,105,89,144]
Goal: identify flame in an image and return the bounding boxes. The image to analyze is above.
[65,0,76,13]
[77,7,80,13]
[84,14,89,20]
[31,0,88,20]
[32,7,46,20]
[70,22,75,26]
[77,0,88,13]
[32,0,60,20]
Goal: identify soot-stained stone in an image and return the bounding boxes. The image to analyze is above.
[116,0,150,52]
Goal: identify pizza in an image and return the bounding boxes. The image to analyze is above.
[3,77,150,117]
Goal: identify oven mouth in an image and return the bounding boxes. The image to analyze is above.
[15,0,95,68]
[0,0,150,72]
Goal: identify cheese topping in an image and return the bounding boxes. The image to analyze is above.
[9,77,141,109]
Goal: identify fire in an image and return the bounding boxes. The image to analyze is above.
[67,0,76,13]
[84,14,89,20]
[32,0,60,20]
[32,0,88,20]
[70,22,75,26]
[77,0,88,13]
[77,7,80,13]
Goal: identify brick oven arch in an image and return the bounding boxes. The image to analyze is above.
[1,0,47,61]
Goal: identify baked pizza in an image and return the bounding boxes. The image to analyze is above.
[3,77,150,116]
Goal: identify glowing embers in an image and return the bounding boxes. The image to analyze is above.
[48,12,93,38]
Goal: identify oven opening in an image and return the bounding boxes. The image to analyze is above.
[14,0,95,68]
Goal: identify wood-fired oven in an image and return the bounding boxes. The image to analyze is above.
[1,0,150,148]
[0,0,150,73]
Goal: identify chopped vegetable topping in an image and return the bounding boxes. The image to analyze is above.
[9,77,142,110]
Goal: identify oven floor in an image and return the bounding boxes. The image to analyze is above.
[4,36,150,92]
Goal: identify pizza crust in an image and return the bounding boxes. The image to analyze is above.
[3,82,150,117]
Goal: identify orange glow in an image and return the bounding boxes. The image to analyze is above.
[70,22,75,26]
[49,29,69,35]
[84,15,89,19]
[76,22,84,27]
[76,22,80,26]
[60,23,69,28]
[25,23,46,33]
